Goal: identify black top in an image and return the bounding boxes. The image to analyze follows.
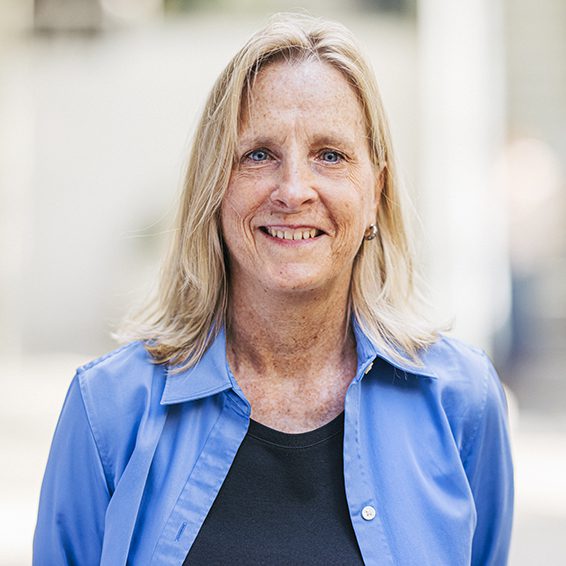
[184,411,364,565]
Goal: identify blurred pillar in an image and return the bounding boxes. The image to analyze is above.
[0,1,34,32]
[417,0,511,352]
[34,0,102,32]
[0,57,34,361]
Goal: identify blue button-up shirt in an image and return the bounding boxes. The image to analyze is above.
[34,324,513,565]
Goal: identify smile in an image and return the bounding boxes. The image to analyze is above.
[261,226,324,240]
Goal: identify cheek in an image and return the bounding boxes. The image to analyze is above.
[222,192,252,234]
[220,191,249,253]
[223,173,269,218]
[223,178,246,214]
[329,201,365,258]
[338,174,374,230]
[221,194,242,228]
[221,181,265,254]
[348,169,378,223]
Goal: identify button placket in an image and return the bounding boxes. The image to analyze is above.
[151,397,249,565]
[343,375,395,565]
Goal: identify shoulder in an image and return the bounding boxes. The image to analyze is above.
[77,340,154,376]
[76,341,163,393]
[418,335,509,455]
[72,342,167,486]
[420,334,500,397]
[76,340,166,417]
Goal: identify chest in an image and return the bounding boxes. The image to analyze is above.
[183,413,364,565]
[236,372,351,432]
[114,379,475,566]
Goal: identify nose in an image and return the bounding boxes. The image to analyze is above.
[270,155,318,210]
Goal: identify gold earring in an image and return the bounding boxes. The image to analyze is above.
[364,224,378,241]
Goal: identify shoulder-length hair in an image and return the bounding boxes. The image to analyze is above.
[120,13,439,369]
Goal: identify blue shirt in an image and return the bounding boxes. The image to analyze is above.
[33,324,513,565]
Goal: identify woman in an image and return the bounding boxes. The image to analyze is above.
[34,14,513,565]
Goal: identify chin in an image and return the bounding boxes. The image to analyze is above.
[261,266,333,294]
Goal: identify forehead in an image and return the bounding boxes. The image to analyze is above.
[240,59,367,138]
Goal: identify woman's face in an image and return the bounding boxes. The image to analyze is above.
[221,59,380,297]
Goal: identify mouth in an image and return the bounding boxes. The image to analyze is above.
[259,226,325,241]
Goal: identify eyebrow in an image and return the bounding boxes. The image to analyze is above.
[309,133,357,150]
[237,135,281,150]
[237,132,359,152]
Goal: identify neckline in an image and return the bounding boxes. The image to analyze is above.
[247,411,344,448]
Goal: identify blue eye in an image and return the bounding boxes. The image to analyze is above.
[248,149,269,162]
[321,150,341,163]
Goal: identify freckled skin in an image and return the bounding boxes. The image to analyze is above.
[221,60,381,432]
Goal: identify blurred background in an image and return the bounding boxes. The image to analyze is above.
[0,0,564,563]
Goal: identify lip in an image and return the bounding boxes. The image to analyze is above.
[262,224,325,230]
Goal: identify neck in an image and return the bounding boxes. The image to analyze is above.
[226,279,356,382]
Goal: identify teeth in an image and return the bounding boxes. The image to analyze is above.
[266,227,320,240]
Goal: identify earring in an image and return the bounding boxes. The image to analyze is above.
[364,224,378,241]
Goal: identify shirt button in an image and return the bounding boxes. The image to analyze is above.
[364,362,374,375]
[361,505,376,521]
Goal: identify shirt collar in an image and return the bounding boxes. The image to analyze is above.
[161,327,233,405]
[352,320,438,380]
[161,321,437,405]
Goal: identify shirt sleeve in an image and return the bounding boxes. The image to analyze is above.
[33,373,111,565]
[463,353,514,566]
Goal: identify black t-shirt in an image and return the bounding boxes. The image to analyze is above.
[184,411,364,565]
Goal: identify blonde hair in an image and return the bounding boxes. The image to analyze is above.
[120,13,439,369]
